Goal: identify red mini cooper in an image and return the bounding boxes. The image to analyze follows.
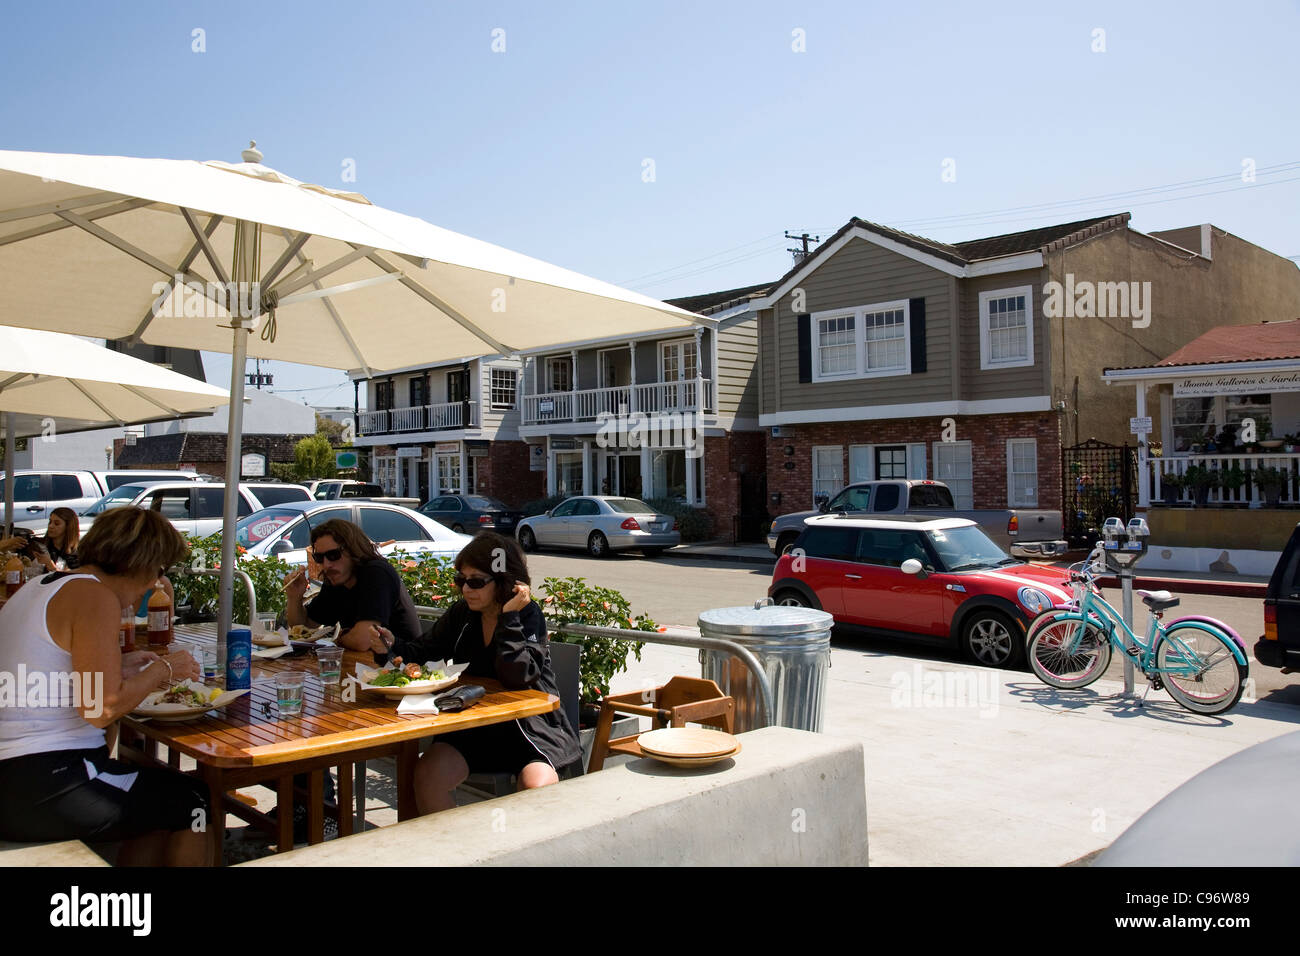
[768,515,1072,668]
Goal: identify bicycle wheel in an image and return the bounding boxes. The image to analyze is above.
[1028,616,1113,689]
[1155,624,1247,715]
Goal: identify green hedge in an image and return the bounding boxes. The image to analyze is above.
[644,497,711,542]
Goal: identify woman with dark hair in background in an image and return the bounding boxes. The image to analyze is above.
[368,531,580,814]
[34,506,81,571]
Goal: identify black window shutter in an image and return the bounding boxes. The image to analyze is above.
[797,314,812,383]
[909,298,926,373]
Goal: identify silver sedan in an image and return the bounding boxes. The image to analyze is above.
[516,496,680,558]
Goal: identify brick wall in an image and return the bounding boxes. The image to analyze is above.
[765,413,1063,516]
[478,440,544,507]
[702,430,767,541]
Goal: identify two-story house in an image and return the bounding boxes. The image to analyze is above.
[517,284,769,536]
[353,355,539,505]
[755,213,1300,517]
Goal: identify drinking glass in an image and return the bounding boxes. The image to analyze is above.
[315,646,344,686]
[274,671,306,718]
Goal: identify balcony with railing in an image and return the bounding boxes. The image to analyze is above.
[358,401,477,437]
[521,379,714,426]
[1148,451,1300,507]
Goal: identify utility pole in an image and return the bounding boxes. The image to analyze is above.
[246,357,273,389]
[785,231,821,264]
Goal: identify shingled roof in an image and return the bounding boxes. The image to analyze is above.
[666,281,773,316]
[770,213,1132,291]
[1156,319,1300,367]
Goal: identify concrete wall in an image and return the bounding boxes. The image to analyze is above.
[242,727,869,867]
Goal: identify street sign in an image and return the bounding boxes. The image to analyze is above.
[335,450,358,469]
[240,452,266,477]
[1129,416,1152,434]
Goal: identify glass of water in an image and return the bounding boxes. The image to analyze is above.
[315,646,344,686]
[274,671,306,718]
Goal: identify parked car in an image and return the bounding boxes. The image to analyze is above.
[418,494,525,535]
[766,479,1067,561]
[304,479,419,508]
[77,481,311,538]
[233,500,473,565]
[2,469,204,531]
[1255,522,1300,674]
[516,496,680,558]
[768,514,1072,668]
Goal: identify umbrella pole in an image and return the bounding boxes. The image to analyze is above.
[3,413,13,538]
[216,321,250,666]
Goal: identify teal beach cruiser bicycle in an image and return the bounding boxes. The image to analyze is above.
[1026,547,1249,715]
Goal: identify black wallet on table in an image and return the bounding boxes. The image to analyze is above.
[435,684,486,712]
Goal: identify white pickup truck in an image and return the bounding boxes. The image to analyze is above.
[1,469,202,532]
[767,479,1068,560]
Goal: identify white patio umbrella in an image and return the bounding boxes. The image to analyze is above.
[0,144,712,645]
[1,326,231,535]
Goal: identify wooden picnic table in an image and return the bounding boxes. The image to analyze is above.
[117,624,558,865]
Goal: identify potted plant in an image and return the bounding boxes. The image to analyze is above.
[1255,465,1288,508]
[1219,464,1247,505]
[1285,433,1299,454]
[1159,471,1184,505]
[1260,430,1284,450]
[1182,465,1219,506]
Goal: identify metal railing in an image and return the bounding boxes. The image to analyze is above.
[178,567,258,668]
[413,606,775,727]
[520,379,714,425]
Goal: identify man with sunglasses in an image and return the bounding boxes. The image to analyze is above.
[283,518,422,653]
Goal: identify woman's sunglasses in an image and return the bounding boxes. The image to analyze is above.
[454,573,496,590]
[311,547,345,563]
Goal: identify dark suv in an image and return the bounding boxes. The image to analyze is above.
[1255,523,1300,673]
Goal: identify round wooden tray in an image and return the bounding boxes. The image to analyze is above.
[637,727,739,759]
[643,742,742,768]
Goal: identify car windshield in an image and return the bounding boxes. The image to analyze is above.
[82,485,149,515]
[605,498,654,513]
[925,525,1016,572]
[466,496,507,511]
[234,508,303,547]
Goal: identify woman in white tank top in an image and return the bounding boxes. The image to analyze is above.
[0,507,208,866]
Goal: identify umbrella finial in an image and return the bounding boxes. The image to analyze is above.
[241,140,263,164]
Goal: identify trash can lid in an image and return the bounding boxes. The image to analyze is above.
[698,603,833,637]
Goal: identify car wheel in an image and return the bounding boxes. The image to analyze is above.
[518,527,537,552]
[451,524,465,533]
[961,610,1024,669]
[776,532,799,556]
[587,531,609,558]
[773,589,809,608]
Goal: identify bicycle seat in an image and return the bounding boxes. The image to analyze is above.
[1138,589,1179,612]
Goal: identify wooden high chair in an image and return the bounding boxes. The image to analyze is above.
[587,676,735,771]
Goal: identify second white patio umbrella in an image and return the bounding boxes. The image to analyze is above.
[0,144,712,643]
[1,326,231,535]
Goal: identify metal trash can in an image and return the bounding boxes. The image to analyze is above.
[698,601,832,733]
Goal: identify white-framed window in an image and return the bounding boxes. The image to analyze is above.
[812,300,911,381]
[815,314,856,377]
[659,338,699,381]
[850,444,927,483]
[979,286,1034,369]
[812,445,843,505]
[546,356,573,393]
[436,452,462,494]
[489,367,517,409]
[373,455,397,495]
[932,440,973,509]
[1006,438,1038,507]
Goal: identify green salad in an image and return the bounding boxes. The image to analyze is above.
[369,657,448,686]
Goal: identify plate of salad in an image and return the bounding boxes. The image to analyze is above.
[132,680,249,721]
[354,657,467,697]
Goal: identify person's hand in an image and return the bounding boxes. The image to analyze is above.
[121,650,160,677]
[160,649,201,685]
[367,625,393,655]
[283,568,307,600]
[502,582,530,614]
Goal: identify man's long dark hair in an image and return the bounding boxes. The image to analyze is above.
[309,518,382,563]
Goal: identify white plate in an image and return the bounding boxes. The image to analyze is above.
[354,659,468,698]
[132,682,249,722]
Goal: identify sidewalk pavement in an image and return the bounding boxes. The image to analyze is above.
[611,635,1300,866]
[670,540,1269,597]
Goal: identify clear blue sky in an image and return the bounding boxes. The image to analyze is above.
[3,0,1297,406]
